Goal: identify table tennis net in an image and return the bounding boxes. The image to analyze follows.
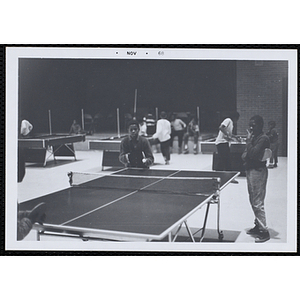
[68,171,221,197]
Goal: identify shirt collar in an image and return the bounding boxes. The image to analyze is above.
[129,134,140,141]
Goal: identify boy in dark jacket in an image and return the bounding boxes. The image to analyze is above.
[119,120,154,168]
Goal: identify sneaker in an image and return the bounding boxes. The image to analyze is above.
[273,164,278,168]
[255,230,270,243]
[268,164,274,169]
[165,160,170,165]
[28,202,46,225]
[246,224,260,236]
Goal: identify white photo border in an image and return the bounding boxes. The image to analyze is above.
[5,46,298,253]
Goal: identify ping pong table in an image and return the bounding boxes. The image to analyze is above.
[19,168,239,242]
[18,133,86,166]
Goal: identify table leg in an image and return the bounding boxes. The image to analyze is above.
[216,195,224,241]
[199,202,211,242]
[184,221,195,242]
[172,223,183,242]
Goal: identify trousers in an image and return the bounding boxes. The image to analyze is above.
[246,167,268,230]
[160,139,171,161]
[171,130,185,148]
[270,142,279,165]
[216,142,231,171]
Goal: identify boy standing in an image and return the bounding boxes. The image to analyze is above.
[242,115,270,243]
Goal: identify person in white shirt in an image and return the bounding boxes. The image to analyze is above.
[151,111,171,165]
[20,119,33,136]
[215,112,240,182]
[139,117,148,137]
[18,119,33,182]
[170,114,186,154]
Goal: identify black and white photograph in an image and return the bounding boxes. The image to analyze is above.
[5,46,297,253]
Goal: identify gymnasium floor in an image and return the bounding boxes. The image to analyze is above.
[17,138,289,248]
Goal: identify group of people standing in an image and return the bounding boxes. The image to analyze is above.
[169,114,199,155]
[129,112,200,165]
[120,111,200,166]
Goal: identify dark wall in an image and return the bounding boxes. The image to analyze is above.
[19,58,237,133]
[236,60,288,156]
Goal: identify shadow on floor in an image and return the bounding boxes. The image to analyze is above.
[156,228,241,243]
[26,159,83,168]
